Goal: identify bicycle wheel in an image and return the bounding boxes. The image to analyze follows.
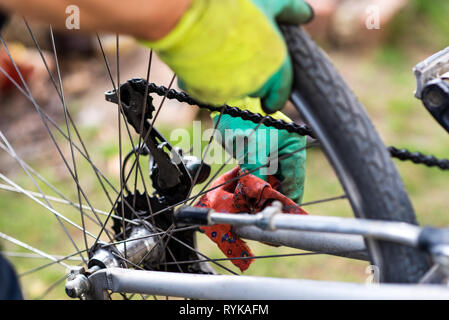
[0,19,430,301]
[281,25,430,283]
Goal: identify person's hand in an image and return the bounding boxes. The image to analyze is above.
[141,0,313,114]
[212,97,307,204]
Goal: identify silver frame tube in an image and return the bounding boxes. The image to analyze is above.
[208,205,421,248]
[86,268,449,300]
[234,226,368,260]
[269,214,421,247]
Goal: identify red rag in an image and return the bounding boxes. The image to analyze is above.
[195,166,307,272]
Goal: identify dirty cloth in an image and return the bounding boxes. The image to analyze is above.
[195,166,307,272]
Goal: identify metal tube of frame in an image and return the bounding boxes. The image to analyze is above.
[269,214,421,247]
[207,206,421,248]
[233,226,369,261]
[87,268,449,300]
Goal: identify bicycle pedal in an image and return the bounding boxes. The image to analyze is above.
[414,47,449,134]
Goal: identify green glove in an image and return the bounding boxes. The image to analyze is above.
[141,0,313,114]
[213,97,307,204]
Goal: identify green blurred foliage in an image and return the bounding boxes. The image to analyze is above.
[385,0,449,50]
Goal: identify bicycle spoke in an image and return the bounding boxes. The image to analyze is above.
[102,225,198,249]
[146,143,318,220]
[49,26,90,253]
[187,108,225,199]
[132,50,153,203]
[115,34,128,259]
[111,251,145,271]
[0,232,70,269]
[92,73,177,248]
[96,35,154,204]
[1,251,83,261]
[110,35,159,259]
[160,229,238,275]
[0,45,161,238]
[0,172,96,239]
[188,115,269,206]
[301,194,348,207]
[97,35,158,236]
[95,142,315,264]
[23,20,118,207]
[21,20,123,216]
[0,59,146,255]
[0,36,116,243]
[0,132,88,264]
[19,249,89,277]
[0,182,129,229]
[16,226,198,279]
[23,18,117,202]
[0,65,118,197]
[160,250,365,266]
[136,224,184,274]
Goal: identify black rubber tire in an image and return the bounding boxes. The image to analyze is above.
[281,25,430,283]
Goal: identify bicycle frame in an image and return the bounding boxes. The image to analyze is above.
[84,267,449,300]
[66,202,449,299]
[64,45,449,300]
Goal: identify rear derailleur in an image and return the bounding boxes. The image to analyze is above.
[66,79,214,299]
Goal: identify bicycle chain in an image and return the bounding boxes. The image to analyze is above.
[387,146,449,170]
[146,82,449,171]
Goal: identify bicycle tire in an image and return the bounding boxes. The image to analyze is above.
[281,25,430,283]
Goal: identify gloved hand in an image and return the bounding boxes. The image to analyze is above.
[212,97,307,204]
[141,0,313,114]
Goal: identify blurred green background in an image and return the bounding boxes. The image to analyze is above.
[0,0,449,299]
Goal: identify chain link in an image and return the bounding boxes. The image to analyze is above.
[146,82,449,171]
[388,147,449,170]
